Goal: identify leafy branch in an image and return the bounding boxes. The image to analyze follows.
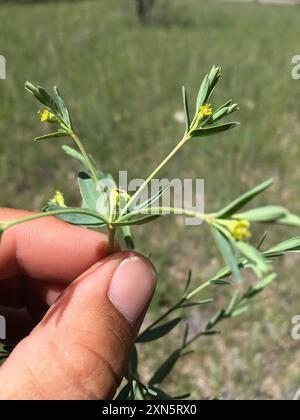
[1,66,300,400]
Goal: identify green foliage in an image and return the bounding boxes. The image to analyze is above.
[1,64,300,400]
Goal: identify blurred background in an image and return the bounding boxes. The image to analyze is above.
[1,0,300,399]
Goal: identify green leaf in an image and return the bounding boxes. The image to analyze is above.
[212,227,241,283]
[226,290,239,315]
[206,309,226,330]
[78,172,108,218]
[145,386,190,401]
[196,74,210,110]
[44,204,105,227]
[209,107,229,123]
[236,206,287,223]
[137,318,182,343]
[207,65,221,99]
[145,386,173,400]
[243,273,276,300]
[190,122,239,138]
[235,241,271,277]
[182,86,190,132]
[254,273,277,291]
[115,382,131,400]
[200,330,220,336]
[149,349,181,386]
[183,269,192,295]
[216,179,273,218]
[121,225,135,250]
[208,103,239,125]
[38,86,60,115]
[276,212,300,227]
[53,86,71,128]
[265,237,300,257]
[180,299,213,308]
[115,214,161,227]
[25,81,47,105]
[34,130,69,142]
[62,145,87,166]
[256,231,268,250]
[210,279,231,286]
[127,346,138,377]
[231,307,248,318]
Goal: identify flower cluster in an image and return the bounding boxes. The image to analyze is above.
[49,191,66,207]
[38,109,58,123]
[229,219,252,241]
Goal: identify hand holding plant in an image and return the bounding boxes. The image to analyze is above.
[1,66,300,399]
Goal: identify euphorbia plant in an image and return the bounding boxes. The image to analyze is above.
[1,66,300,399]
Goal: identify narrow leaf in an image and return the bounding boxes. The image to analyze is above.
[78,172,98,209]
[115,382,131,400]
[53,86,71,127]
[191,122,239,138]
[121,225,135,250]
[137,318,182,343]
[149,349,181,386]
[236,206,287,223]
[212,227,241,283]
[265,237,300,256]
[216,179,273,218]
[34,131,69,142]
[182,86,190,132]
[235,241,271,276]
[183,269,192,295]
[196,74,210,110]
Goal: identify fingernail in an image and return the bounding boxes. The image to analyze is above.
[108,256,157,325]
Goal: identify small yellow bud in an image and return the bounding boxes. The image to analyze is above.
[38,109,58,123]
[50,191,66,207]
[230,219,252,241]
[109,188,130,208]
[199,104,213,118]
[109,188,120,207]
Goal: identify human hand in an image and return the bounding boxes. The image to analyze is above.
[0,208,157,400]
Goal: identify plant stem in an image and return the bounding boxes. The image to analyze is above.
[69,130,99,184]
[0,208,106,231]
[108,227,116,254]
[116,206,213,225]
[139,280,212,335]
[147,206,207,222]
[185,280,211,300]
[120,134,189,217]
[141,299,185,334]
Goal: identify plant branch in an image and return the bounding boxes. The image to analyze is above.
[120,134,190,217]
[0,208,106,231]
[69,129,99,184]
[108,227,116,254]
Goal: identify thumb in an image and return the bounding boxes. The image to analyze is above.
[0,252,157,400]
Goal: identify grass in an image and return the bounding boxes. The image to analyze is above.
[1,0,300,399]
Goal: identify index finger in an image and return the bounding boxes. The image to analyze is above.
[0,208,110,283]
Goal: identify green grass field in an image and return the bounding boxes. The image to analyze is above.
[1,0,300,399]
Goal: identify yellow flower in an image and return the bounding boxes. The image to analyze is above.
[109,188,130,208]
[199,104,213,118]
[38,109,58,123]
[50,191,66,207]
[109,188,120,207]
[230,219,252,241]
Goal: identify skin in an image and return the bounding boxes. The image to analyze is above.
[0,208,156,400]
